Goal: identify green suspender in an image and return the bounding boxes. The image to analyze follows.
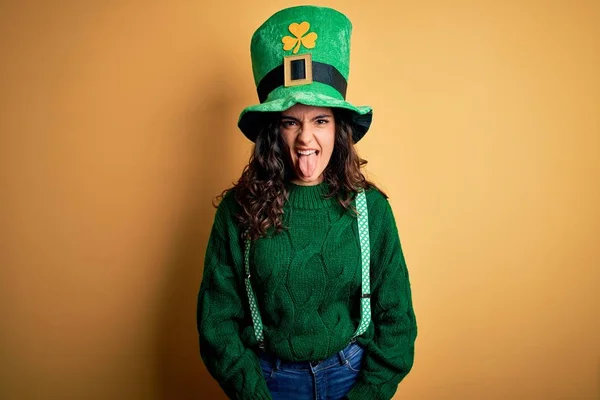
[243,230,266,349]
[243,190,371,350]
[352,189,372,339]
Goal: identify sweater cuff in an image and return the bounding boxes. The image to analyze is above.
[228,368,272,400]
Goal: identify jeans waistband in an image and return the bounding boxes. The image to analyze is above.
[257,340,362,372]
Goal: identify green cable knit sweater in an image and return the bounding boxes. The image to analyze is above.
[197,182,417,400]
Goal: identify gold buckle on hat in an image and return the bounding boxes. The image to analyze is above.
[284,54,313,87]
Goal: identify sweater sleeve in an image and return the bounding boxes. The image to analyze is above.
[346,193,417,400]
[197,196,272,400]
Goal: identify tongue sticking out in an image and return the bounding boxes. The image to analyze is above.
[298,153,318,178]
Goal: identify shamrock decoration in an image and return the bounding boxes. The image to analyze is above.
[282,22,318,54]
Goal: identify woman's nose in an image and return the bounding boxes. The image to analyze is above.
[296,125,314,143]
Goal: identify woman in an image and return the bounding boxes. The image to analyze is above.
[197,6,416,400]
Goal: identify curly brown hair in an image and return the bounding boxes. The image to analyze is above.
[216,108,387,240]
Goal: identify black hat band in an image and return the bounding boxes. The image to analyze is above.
[256,58,348,103]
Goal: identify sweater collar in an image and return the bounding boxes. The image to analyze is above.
[286,181,337,210]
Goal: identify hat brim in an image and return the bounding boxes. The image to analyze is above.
[238,89,372,143]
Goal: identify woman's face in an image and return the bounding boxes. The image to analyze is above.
[279,104,336,186]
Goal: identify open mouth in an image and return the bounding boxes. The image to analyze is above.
[297,149,319,156]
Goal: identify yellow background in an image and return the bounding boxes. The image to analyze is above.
[1,1,598,399]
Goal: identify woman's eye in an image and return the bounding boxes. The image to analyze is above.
[281,120,296,128]
[316,119,329,125]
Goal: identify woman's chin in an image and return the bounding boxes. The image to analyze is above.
[291,172,324,186]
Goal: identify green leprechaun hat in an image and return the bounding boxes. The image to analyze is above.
[237,5,373,143]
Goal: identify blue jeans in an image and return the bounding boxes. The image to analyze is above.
[257,341,365,400]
